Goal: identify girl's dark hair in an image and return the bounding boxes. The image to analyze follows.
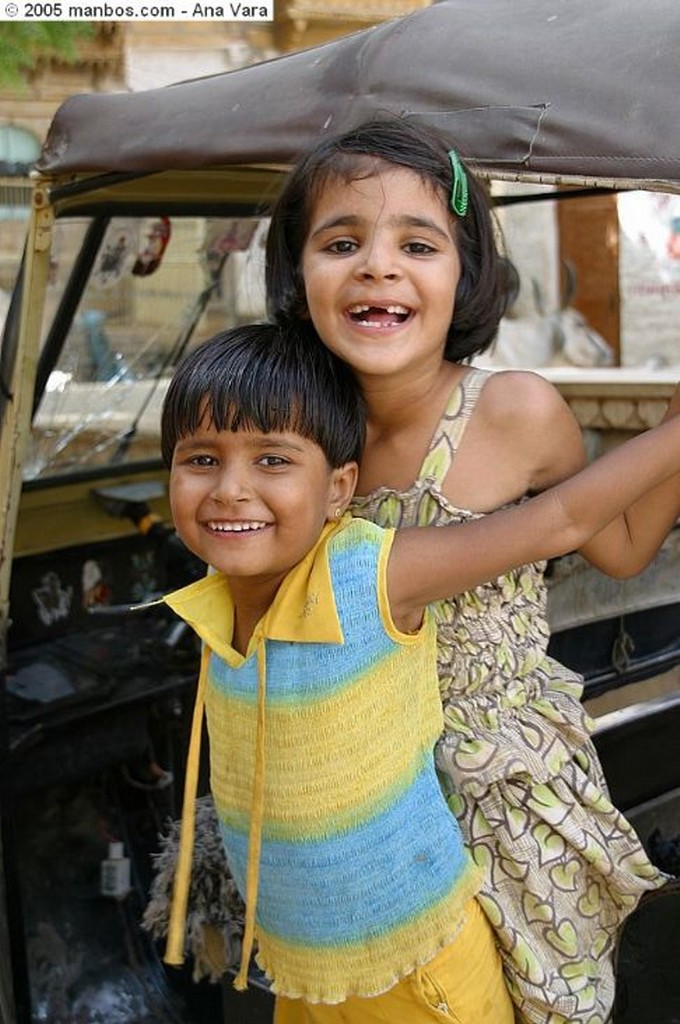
[266,117,509,361]
[161,321,365,468]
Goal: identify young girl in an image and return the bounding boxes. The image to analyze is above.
[264,118,680,1024]
[161,322,680,1024]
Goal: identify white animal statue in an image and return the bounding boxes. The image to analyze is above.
[475,264,614,370]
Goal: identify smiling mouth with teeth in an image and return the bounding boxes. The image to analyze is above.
[207,520,268,533]
[347,304,411,326]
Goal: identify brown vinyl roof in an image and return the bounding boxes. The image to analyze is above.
[37,0,680,190]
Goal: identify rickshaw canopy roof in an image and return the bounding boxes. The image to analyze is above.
[36,0,680,189]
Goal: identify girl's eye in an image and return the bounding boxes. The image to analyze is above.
[325,238,357,255]
[404,241,436,255]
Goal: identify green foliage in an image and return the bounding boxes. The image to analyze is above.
[0,23,95,88]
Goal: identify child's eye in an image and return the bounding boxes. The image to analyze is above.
[258,455,289,468]
[404,241,437,255]
[325,238,357,255]
[186,453,217,468]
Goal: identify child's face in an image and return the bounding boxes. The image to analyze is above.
[301,166,460,382]
[169,418,356,591]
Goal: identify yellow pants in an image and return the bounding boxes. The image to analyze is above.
[273,899,514,1024]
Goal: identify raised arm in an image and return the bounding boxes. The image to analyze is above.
[578,382,680,576]
[387,407,680,632]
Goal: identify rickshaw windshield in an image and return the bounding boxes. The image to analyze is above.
[26,213,269,480]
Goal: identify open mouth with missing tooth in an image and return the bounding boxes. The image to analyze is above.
[347,304,411,327]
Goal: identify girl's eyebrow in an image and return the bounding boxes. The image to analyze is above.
[395,214,451,241]
[308,212,451,243]
[307,213,362,237]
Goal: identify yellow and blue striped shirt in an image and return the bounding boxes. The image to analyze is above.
[163,515,480,1002]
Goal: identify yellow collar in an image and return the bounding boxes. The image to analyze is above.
[163,516,348,660]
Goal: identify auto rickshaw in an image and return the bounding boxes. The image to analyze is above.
[1,1,679,1021]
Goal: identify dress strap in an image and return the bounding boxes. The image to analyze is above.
[420,367,493,485]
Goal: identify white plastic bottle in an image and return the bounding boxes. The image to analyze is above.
[100,841,131,899]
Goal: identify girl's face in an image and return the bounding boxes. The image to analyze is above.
[301,166,460,383]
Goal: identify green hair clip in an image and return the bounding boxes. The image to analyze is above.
[448,149,469,217]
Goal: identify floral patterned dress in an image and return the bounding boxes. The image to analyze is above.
[351,367,664,1024]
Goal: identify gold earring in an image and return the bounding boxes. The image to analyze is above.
[335,508,343,518]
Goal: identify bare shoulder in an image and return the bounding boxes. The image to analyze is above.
[477,370,586,489]
[480,369,568,424]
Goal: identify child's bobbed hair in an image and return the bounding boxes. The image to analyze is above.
[266,117,509,362]
[161,322,365,468]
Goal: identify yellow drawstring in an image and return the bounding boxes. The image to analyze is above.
[233,638,268,991]
[164,635,267,991]
[164,646,209,965]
